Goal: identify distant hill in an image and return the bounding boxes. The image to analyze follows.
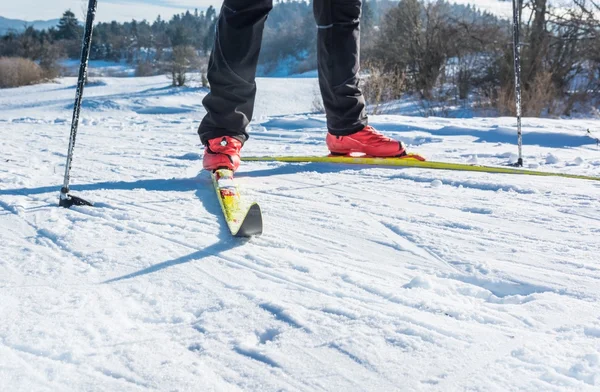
[0,16,60,35]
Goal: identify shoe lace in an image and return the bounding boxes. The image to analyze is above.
[362,126,394,144]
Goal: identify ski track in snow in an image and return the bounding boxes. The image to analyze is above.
[1,76,600,391]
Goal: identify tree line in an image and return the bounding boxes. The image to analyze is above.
[1,0,599,116]
[0,6,218,81]
[362,0,600,116]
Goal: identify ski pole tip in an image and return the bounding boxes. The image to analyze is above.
[59,191,93,208]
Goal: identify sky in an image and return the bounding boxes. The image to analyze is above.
[1,0,222,23]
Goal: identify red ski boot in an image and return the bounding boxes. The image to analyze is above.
[326,125,406,157]
[203,136,242,171]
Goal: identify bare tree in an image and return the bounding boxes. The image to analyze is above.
[168,45,199,87]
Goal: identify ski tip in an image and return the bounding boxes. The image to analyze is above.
[406,153,426,161]
[234,203,263,237]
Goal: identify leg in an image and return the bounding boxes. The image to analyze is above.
[314,0,368,136]
[198,0,273,145]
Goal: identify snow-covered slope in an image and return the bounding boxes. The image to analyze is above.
[1,76,599,391]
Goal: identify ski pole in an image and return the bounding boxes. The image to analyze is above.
[512,0,523,167]
[586,129,600,147]
[59,0,98,207]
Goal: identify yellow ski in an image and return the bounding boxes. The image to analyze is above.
[211,169,262,237]
[242,155,600,182]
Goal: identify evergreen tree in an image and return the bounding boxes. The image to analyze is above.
[56,10,81,40]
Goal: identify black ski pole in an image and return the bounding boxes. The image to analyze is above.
[59,0,98,208]
[586,129,600,147]
[512,0,523,167]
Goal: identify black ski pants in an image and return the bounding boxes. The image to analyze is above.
[198,0,368,144]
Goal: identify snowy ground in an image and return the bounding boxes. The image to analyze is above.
[1,75,600,391]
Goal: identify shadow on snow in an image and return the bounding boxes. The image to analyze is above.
[260,116,594,149]
[0,174,246,283]
[102,173,245,283]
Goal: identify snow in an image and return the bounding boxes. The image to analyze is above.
[60,60,136,78]
[1,75,600,391]
[546,153,561,165]
[430,179,443,188]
